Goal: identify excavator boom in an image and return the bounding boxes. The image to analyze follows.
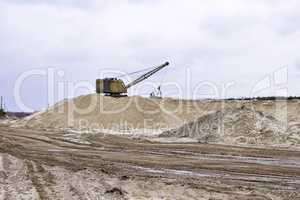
[125,62,169,89]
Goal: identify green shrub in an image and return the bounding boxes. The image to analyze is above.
[0,108,6,117]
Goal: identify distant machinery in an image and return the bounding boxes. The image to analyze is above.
[150,86,163,99]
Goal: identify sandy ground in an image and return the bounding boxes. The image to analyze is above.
[0,126,299,200]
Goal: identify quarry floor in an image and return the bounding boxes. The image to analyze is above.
[0,126,300,200]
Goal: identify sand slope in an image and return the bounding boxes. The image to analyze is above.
[162,106,300,147]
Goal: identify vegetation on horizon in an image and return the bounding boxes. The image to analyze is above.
[225,96,300,101]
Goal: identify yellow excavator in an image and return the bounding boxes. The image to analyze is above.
[96,62,169,97]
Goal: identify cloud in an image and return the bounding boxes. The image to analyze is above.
[0,0,99,9]
[1,0,300,111]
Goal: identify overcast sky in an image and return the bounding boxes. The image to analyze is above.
[1,0,300,111]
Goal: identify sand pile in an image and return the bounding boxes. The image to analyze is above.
[15,94,206,134]
[14,95,300,146]
[161,107,300,146]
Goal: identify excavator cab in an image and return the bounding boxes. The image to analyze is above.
[96,78,127,96]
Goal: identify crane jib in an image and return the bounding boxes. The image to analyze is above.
[125,62,169,89]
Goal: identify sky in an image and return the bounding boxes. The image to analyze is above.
[1,0,300,111]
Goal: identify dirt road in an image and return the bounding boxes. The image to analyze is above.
[0,127,299,199]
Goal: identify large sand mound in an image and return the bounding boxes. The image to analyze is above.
[15,94,208,134]
[161,107,300,146]
[14,95,300,147]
